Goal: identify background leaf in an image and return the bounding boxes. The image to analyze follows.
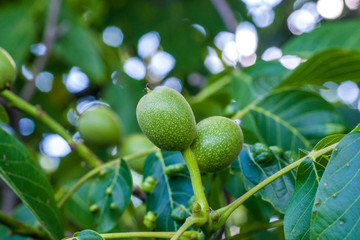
[0,204,38,240]
[310,131,360,239]
[240,89,346,150]
[238,144,296,213]
[0,105,9,124]
[143,151,194,231]
[278,49,360,88]
[54,8,106,85]
[283,20,360,56]
[0,128,64,240]
[0,1,39,65]
[88,160,132,233]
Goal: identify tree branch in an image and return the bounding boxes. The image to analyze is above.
[21,0,62,101]
[210,0,237,32]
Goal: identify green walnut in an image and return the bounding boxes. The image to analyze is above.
[78,106,122,147]
[121,134,154,173]
[136,87,196,151]
[190,116,243,172]
[0,48,16,90]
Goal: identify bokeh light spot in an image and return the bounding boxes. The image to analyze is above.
[204,47,224,74]
[317,0,344,19]
[337,81,359,104]
[235,22,258,57]
[35,71,54,92]
[19,118,35,136]
[40,134,71,158]
[137,32,160,59]
[65,67,89,93]
[123,57,146,80]
[262,46,282,61]
[103,26,124,47]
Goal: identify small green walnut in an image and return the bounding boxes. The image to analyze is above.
[78,106,122,147]
[0,48,16,90]
[121,134,154,173]
[136,87,196,151]
[190,116,243,172]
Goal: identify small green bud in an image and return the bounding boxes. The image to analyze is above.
[110,202,116,210]
[191,233,199,240]
[252,143,274,164]
[269,146,284,156]
[211,211,220,222]
[164,163,188,177]
[106,187,112,195]
[142,176,157,193]
[192,202,201,217]
[171,205,187,222]
[143,211,157,230]
[89,204,99,212]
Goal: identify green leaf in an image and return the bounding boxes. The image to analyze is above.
[313,134,345,151]
[0,105,9,124]
[284,134,344,240]
[54,9,106,84]
[0,128,63,240]
[283,20,360,56]
[143,151,194,231]
[0,2,39,65]
[240,89,346,150]
[238,144,296,213]
[244,61,290,98]
[310,131,360,239]
[278,49,360,88]
[64,181,94,229]
[284,157,325,240]
[88,159,132,233]
[75,230,104,240]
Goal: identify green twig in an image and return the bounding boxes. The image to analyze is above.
[67,231,198,240]
[181,148,209,211]
[213,142,339,230]
[0,211,50,240]
[57,147,158,208]
[171,217,203,240]
[0,89,101,168]
[224,219,284,240]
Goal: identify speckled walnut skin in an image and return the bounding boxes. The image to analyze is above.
[136,87,196,151]
[191,116,243,172]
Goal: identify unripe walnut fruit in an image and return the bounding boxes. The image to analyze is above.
[0,48,16,89]
[190,116,243,172]
[78,106,122,147]
[136,87,196,151]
